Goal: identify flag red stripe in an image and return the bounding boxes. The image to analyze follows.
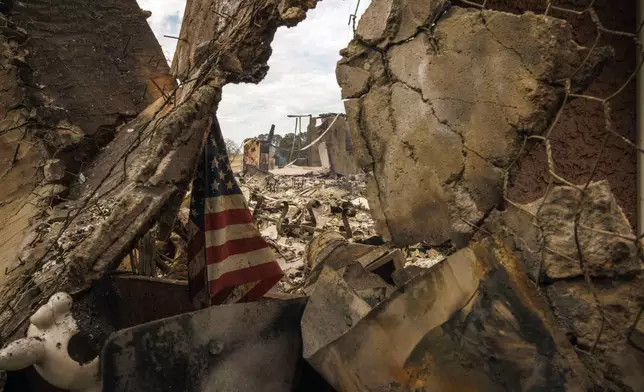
[209,286,235,305]
[239,274,284,303]
[205,236,269,265]
[204,209,253,231]
[208,261,284,296]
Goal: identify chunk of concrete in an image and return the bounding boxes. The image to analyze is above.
[336,41,386,99]
[545,278,644,391]
[354,0,397,46]
[301,266,373,360]
[302,236,591,391]
[339,5,612,247]
[488,181,644,390]
[393,0,448,42]
[43,159,66,183]
[304,230,401,293]
[500,181,642,281]
[355,0,449,46]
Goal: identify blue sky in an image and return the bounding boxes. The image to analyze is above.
[136,0,371,144]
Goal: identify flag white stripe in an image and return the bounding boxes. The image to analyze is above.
[206,247,276,280]
[204,223,260,248]
[205,194,249,214]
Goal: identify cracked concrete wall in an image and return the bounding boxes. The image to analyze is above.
[474,0,638,228]
[10,0,175,137]
[0,1,172,289]
[337,0,611,247]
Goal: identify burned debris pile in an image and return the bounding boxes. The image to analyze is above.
[0,0,643,391]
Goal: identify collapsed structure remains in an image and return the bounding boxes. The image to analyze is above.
[0,0,642,391]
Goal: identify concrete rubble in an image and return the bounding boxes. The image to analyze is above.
[0,0,641,391]
[302,237,593,392]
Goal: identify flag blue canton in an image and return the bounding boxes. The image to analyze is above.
[190,126,242,231]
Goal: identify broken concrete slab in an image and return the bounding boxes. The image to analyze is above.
[304,231,403,293]
[354,0,397,46]
[337,3,612,247]
[493,181,642,281]
[103,298,308,392]
[545,278,644,390]
[11,0,175,137]
[301,265,374,361]
[487,181,644,390]
[302,236,591,391]
[355,0,448,47]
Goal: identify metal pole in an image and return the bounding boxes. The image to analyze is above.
[288,117,298,163]
[296,116,303,162]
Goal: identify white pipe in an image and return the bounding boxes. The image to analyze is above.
[297,114,341,152]
[638,0,644,239]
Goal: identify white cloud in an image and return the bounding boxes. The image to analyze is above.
[137,0,186,62]
[136,0,371,143]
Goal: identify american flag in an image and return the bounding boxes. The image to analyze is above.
[187,118,283,308]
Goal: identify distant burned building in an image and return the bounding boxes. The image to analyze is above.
[242,126,276,172]
[307,113,359,175]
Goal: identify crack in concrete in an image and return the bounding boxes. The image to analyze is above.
[389,81,499,171]
[462,144,506,170]
[353,97,394,240]
[467,196,496,233]
[430,97,520,110]
[384,78,472,187]
[387,1,451,48]
[351,1,453,88]
[480,14,539,81]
